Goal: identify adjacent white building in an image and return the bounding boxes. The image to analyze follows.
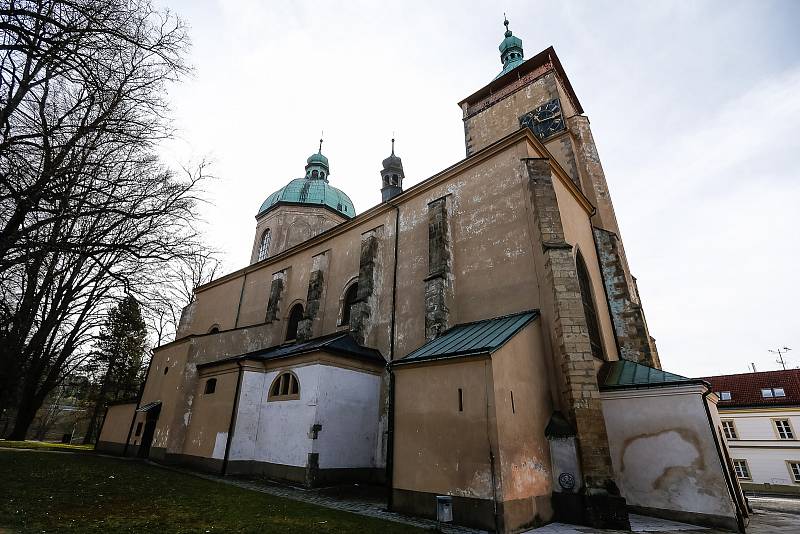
[704,369,800,494]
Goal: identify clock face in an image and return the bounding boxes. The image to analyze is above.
[520,98,565,141]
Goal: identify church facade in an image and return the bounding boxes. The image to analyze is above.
[98,20,748,533]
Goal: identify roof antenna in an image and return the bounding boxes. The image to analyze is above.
[319,130,323,154]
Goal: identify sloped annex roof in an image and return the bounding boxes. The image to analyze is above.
[197,332,384,370]
[394,310,539,366]
[702,369,800,409]
[599,359,703,390]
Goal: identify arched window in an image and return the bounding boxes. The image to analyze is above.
[340,282,359,326]
[258,229,272,261]
[204,378,217,395]
[576,252,604,359]
[268,371,300,400]
[285,303,304,341]
[208,324,220,334]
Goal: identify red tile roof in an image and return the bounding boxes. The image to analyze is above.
[702,369,800,408]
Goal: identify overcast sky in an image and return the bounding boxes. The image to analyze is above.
[156,0,800,378]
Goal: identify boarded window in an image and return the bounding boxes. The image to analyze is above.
[204,378,217,395]
[269,372,300,401]
[576,252,604,359]
[285,303,304,341]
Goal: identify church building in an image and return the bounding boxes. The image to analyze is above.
[98,19,749,533]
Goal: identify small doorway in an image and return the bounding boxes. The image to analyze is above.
[135,401,161,459]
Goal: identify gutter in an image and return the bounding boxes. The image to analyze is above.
[386,201,400,508]
[701,388,747,533]
[222,361,245,475]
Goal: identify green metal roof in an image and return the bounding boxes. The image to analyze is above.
[258,177,355,218]
[395,310,538,365]
[599,359,698,390]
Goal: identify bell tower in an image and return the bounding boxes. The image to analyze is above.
[380,138,404,202]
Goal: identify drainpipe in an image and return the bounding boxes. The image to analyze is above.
[123,350,156,457]
[222,361,244,475]
[386,202,400,508]
[701,388,746,533]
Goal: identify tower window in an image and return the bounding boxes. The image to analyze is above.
[312,170,319,178]
[269,372,300,401]
[576,252,604,359]
[286,303,304,341]
[340,282,359,326]
[258,229,272,261]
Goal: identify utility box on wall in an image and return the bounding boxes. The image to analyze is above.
[436,495,453,523]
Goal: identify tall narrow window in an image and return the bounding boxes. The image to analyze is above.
[258,229,272,261]
[576,252,604,359]
[340,283,359,326]
[285,303,304,341]
[458,388,463,412]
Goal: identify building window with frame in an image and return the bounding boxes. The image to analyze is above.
[762,387,786,398]
[268,372,300,401]
[722,420,738,440]
[788,461,800,483]
[732,459,751,480]
[204,378,217,395]
[775,419,795,440]
[258,229,272,261]
[339,282,359,327]
[719,391,732,401]
[285,303,304,341]
[575,252,604,359]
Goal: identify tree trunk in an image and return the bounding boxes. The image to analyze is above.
[7,394,42,440]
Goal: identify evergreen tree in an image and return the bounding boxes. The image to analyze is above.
[83,296,148,444]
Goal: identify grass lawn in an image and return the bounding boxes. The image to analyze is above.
[0,439,94,452]
[0,450,426,533]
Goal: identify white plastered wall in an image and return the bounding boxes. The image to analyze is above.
[229,362,381,470]
[314,365,381,469]
[601,384,738,522]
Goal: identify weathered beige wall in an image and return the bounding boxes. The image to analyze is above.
[601,385,738,524]
[182,364,239,459]
[492,323,553,498]
[130,340,193,454]
[251,205,346,263]
[393,357,498,499]
[98,403,136,444]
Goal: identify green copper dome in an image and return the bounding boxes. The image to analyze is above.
[257,144,354,218]
[495,17,524,79]
[258,178,354,217]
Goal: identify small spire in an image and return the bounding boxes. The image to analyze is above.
[503,14,511,36]
[391,136,395,156]
[318,130,323,154]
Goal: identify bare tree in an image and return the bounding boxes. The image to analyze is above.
[0,0,211,439]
